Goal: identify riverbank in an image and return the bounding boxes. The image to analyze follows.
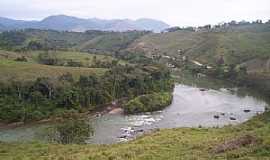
[0,99,124,130]
[1,110,270,160]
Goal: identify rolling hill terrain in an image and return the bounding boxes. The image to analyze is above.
[0,22,270,160]
[0,29,150,54]
[126,22,270,96]
[128,23,270,73]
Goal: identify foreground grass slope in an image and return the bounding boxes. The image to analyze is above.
[1,111,270,160]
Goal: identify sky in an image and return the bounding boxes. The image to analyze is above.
[0,0,269,26]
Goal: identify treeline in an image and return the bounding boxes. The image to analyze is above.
[38,51,119,68]
[0,64,173,122]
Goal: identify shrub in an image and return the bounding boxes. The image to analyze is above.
[123,92,173,114]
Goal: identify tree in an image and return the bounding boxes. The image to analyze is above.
[27,40,43,50]
[46,116,93,144]
[33,77,55,99]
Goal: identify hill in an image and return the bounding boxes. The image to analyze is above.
[128,23,270,73]
[0,15,170,32]
[0,29,150,54]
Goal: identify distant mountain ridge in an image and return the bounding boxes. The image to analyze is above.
[0,15,170,32]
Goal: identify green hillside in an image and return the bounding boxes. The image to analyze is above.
[0,50,119,82]
[0,29,149,53]
[0,59,106,82]
[78,31,150,53]
[128,23,270,73]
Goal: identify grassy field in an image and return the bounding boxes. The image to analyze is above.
[0,50,112,82]
[0,50,121,64]
[0,59,107,82]
[0,111,269,160]
[28,50,123,65]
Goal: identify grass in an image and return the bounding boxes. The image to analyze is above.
[29,50,126,66]
[0,111,270,160]
[0,50,128,82]
[0,59,107,82]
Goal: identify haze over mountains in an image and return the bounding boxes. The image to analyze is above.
[0,15,170,32]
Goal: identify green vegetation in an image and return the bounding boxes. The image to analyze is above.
[78,31,150,53]
[0,111,270,159]
[36,51,124,68]
[0,29,149,53]
[0,22,270,159]
[129,23,270,98]
[130,23,270,68]
[123,92,173,114]
[0,59,106,82]
[0,29,173,123]
[0,64,173,122]
[44,115,94,144]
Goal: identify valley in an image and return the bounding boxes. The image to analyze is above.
[0,21,269,159]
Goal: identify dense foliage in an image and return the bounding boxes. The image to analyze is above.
[0,64,173,122]
[123,92,173,114]
[44,114,93,144]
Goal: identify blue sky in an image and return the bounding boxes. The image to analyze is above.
[0,0,269,26]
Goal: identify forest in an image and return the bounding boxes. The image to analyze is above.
[0,61,173,122]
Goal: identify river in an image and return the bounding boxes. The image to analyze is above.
[0,75,268,144]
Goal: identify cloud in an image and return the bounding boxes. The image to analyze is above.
[0,0,269,26]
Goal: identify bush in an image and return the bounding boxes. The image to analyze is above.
[45,116,93,144]
[123,92,173,114]
[15,56,28,62]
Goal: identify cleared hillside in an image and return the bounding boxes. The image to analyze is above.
[0,59,106,82]
[78,31,149,53]
[0,29,149,53]
[0,50,114,82]
[128,23,270,73]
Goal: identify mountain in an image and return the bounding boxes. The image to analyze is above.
[0,24,6,32]
[0,17,24,28]
[134,18,170,32]
[0,17,38,30]
[0,15,170,32]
